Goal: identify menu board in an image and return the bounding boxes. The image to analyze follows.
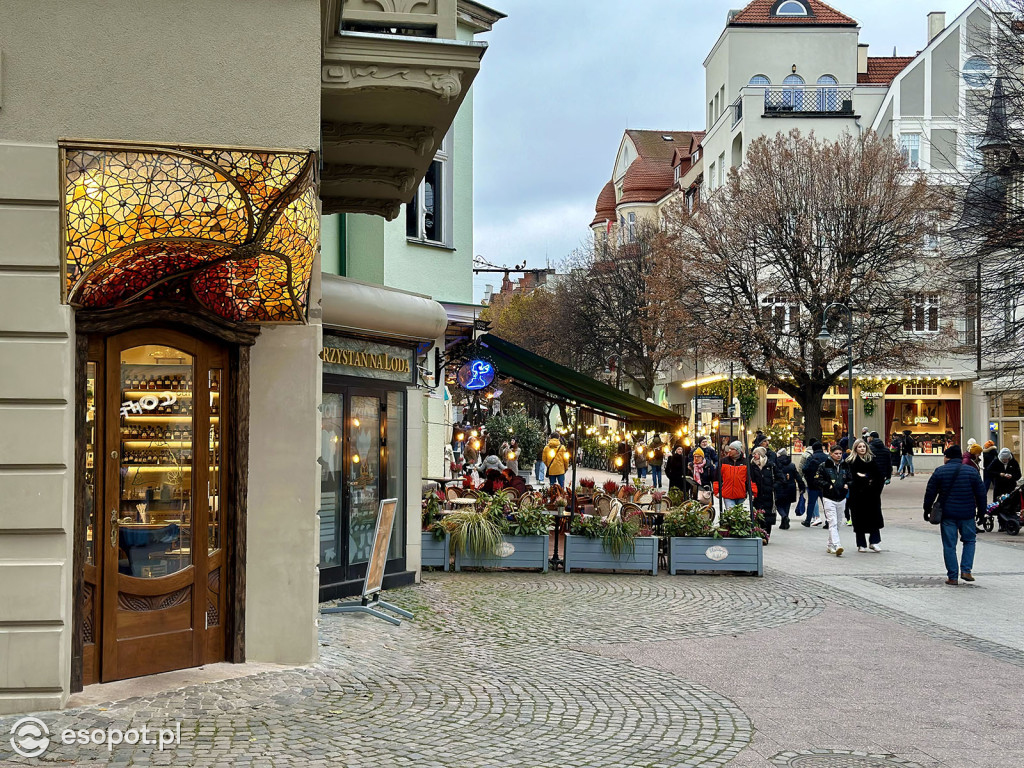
[362,499,398,599]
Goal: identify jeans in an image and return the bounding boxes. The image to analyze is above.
[534,460,546,483]
[777,501,792,520]
[723,497,744,509]
[650,466,663,488]
[941,518,976,580]
[549,473,565,488]
[637,467,648,480]
[822,497,847,549]
[856,530,881,548]
[803,489,822,523]
[899,455,915,476]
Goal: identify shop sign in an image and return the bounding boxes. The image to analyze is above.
[696,396,725,413]
[861,391,884,399]
[321,336,415,383]
[457,360,496,391]
[705,545,729,562]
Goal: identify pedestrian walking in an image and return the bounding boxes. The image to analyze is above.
[718,441,748,510]
[751,433,777,465]
[502,438,520,474]
[665,444,688,491]
[966,443,983,472]
[980,440,999,491]
[923,445,986,585]
[985,447,1021,501]
[868,431,893,487]
[649,436,666,488]
[614,439,631,482]
[846,439,884,552]
[750,446,777,541]
[689,447,714,496]
[815,444,851,556]
[801,441,828,527]
[898,430,916,478]
[697,435,719,467]
[544,433,569,488]
[772,447,805,530]
[634,441,649,482]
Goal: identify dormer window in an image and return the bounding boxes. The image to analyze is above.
[775,0,809,16]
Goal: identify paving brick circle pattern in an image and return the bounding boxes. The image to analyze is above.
[771,750,926,767]
[400,571,825,646]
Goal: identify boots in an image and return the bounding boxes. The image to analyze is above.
[780,518,790,530]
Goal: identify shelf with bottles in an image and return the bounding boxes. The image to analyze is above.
[123,414,219,422]
[120,368,221,393]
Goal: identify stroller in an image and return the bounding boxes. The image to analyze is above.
[980,477,1023,535]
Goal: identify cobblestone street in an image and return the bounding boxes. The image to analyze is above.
[2,477,1022,767]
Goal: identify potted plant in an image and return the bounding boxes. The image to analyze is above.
[564,508,658,575]
[420,490,450,571]
[665,501,763,577]
[602,479,620,496]
[453,491,550,572]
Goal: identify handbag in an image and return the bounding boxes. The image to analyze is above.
[928,464,964,524]
[795,494,806,517]
[697,485,713,505]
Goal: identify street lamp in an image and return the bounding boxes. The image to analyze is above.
[816,302,855,441]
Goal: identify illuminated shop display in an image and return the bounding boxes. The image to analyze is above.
[62,143,319,322]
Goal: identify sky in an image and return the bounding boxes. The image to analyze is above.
[469,0,976,300]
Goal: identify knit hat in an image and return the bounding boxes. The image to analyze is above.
[693,448,705,459]
[812,441,823,451]
[944,445,963,460]
[481,455,507,472]
[753,434,768,447]
[967,438,977,448]
[999,447,1013,461]
[839,437,849,450]
[984,440,996,449]
[869,431,879,439]
[970,444,983,457]
[729,440,743,453]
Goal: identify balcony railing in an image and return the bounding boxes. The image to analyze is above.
[731,97,743,128]
[761,86,854,117]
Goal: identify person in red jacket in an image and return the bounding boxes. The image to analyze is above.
[717,441,749,509]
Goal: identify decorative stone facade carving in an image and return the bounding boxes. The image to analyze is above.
[321,121,435,156]
[321,163,417,193]
[322,64,464,103]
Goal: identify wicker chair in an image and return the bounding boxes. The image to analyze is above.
[593,494,613,519]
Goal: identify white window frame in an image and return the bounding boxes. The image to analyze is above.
[776,0,809,15]
[761,295,800,334]
[627,212,636,243]
[718,152,726,186]
[904,292,940,333]
[406,131,453,247]
[900,133,921,169]
[962,56,993,89]
[964,133,983,171]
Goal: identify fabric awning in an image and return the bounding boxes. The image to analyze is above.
[476,334,681,429]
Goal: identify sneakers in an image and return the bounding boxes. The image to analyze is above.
[845,519,852,526]
[826,546,837,554]
[812,518,823,527]
[945,578,958,585]
[961,572,975,582]
[801,520,812,527]
[858,547,868,553]
[869,544,882,552]
[834,546,844,557]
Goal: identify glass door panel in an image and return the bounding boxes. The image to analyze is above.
[118,345,194,578]
[319,393,344,568]
[207,367,222,554]
[347,396,380,567]
[385,391,405,561]
[86,362,98,565]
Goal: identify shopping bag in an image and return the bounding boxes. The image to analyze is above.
[795,494,806,517]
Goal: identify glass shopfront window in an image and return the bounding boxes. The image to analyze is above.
[886,399,961,454]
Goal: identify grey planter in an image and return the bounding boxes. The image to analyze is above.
[563,534,658,575]
[420,531,450,571]
[668,536,763,576]
[454,534,549,572]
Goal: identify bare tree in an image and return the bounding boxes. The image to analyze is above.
[655,130,948,437]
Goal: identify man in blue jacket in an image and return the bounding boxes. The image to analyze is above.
[923,445,987,585]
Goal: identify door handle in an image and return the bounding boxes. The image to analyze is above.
[109,508,119,548]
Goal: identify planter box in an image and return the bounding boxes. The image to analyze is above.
[420,531,450,571]
[563,534,658,575]
[668,536,762,577]
[454,534,549,572]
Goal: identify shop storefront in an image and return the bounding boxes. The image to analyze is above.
[319,275,448,601]
[988,392,1024,460]
[881,380,963,455]
[766,386,850,442]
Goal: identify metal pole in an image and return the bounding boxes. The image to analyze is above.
[847,305,854,441]
[570,406,581,507]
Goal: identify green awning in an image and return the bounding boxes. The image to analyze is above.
[476,333,681,429]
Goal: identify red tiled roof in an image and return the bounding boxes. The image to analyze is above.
[625,130,698,161]
[729,0,857,26]
[591,181,616,227]
[857,56,915,85]
[620,158,675,205]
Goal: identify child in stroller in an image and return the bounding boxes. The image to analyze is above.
[980,476,1023,535]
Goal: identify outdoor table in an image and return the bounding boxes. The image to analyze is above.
[548,508,574,570]
[424,476,455,488]
[449,497,478,508]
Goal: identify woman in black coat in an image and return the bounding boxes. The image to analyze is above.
[772,448,806,530]
[665,445,688,491]
[846,439,884,552]
[750,446,777,540]
[987,448,1022,500]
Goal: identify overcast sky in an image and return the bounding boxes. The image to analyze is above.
[469,0,975,299]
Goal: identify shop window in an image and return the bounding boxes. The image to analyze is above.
[1002,394,1024,418]
[903,292,940,333]
[904,382,939,396]
[406,133,451,246]
[386,391,406,560]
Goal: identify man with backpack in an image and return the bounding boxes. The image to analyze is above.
[923,445,986,585]
[801,442,828,527]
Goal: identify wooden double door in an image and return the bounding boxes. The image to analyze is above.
[82,328,229,684]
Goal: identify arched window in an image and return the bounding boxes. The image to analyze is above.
[783,74,805,110]
[776,0,809,15]
[963,56,993,88]
[749,75,771,87]
[817,74,839,111]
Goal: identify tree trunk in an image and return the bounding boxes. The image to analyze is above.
[794,386,829,444]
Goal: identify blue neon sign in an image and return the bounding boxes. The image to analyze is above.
[457,360,495,391]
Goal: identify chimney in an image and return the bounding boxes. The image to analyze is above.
[928,11,946,43]
[857,43,869,75]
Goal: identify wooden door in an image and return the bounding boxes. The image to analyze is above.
[98,328,227,682]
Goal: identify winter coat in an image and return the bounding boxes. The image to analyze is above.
[847,456,884,532]
[773,454,806,505]
[901,435,915,455]
[650,441,666,467]
[802,448,828,489]
[749,460,776,512]
[815,458,852,502]
[633,446,649,470]
[924,461,986,520]
[988,456,1022,498]
[981,446,1000,483]
[689,458,715,487]
[665,452,688,488]
[543,439,569,476]
[697,444,719,466]
[718,455,748,501]
[869,438,893,482]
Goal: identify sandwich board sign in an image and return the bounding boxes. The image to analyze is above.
[319,498,413,626]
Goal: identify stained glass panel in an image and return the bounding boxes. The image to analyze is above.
[62,143,318,323]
